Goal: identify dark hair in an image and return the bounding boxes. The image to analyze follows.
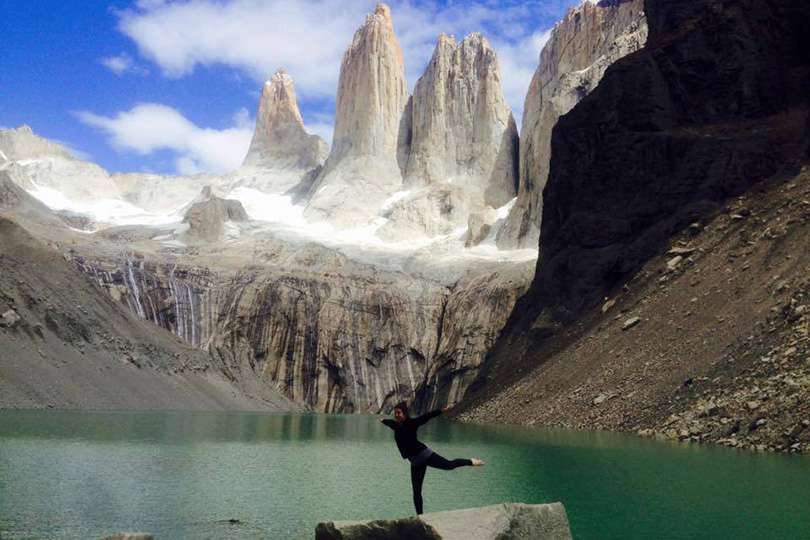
[394,401,409,417]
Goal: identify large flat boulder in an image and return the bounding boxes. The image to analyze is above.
[315,502,571,540]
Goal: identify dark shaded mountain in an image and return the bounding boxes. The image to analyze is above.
[459,0,810,453]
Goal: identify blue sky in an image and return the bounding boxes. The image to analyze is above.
[1,0,584,175]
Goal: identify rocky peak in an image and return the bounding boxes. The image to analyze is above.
[496,0,646,248]
[328,2,407,160]
[403,31,518,209]
[0,125,75,161]
[242,69,328,172]
[262,70,303,126]
[304,2,409,227]
[182,187,249,242]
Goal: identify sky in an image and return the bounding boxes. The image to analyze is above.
[0,0,585,175]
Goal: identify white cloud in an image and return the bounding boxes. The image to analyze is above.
[100,53,149,76]
[75,104,253,175]
[88,1,577,171]
[117,1,578,126]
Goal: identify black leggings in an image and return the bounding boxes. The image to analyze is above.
[410,453,473,515]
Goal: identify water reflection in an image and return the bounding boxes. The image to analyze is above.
[1,411,809,540]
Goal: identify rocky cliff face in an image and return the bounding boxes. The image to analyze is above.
[305,3,409,227]
[72,250,530,413]
[377,33,519,242]
[241,70,328,193]
[462,0,810,449]
[497,0,647,249]
[404,33,518,208]
[525,0,810,321]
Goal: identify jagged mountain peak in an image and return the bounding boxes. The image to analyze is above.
[400,26,517,205]
[431,32,494,59]
[242,69,328,173]
[496,0,647,249]
[304,1,409,227]
[350,2,398,54]
[260,69,304,126]
[370,3,393,25]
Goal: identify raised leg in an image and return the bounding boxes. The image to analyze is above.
[425,452,473,470]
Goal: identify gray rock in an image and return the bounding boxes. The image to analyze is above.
[667,246,697,256]
[101,534,153,540]
[666,256,684,271]
[317,503,572,540]
[182,186,249,242]
[465,208,498,247]
[1,308,21,328]
[622,317,641,331]
[316,517,441,540]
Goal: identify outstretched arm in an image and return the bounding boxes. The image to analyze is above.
[413,408,447,427]
[381,418,397,430]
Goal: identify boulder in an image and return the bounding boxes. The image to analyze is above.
[182,186,249,242]
[316,502,572,540]
[1,309,21,328]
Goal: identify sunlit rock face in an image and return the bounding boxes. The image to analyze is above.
[0,125,122,203]
[0,3,550,415]
[305,3,410,228]
[404,33,518,209]
[497,0,647,249]
[378,33,518,243]
[241,70,328,194]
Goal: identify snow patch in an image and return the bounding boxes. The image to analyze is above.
[27,184,183,227]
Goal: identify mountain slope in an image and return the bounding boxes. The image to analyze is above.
[0,214,298,411]
[461,166,810,453]
[460,0,810,453]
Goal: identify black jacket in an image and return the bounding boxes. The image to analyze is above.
[381,410,442,459]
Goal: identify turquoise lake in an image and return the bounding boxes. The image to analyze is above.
[1,410,809,539]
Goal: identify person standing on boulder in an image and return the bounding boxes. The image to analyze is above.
[381,402,485,515]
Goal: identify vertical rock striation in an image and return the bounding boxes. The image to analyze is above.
[305,3,409,227]
[73,252,530,414]
[497,0,647,249]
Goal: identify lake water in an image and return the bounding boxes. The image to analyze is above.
[1,411,809,539]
